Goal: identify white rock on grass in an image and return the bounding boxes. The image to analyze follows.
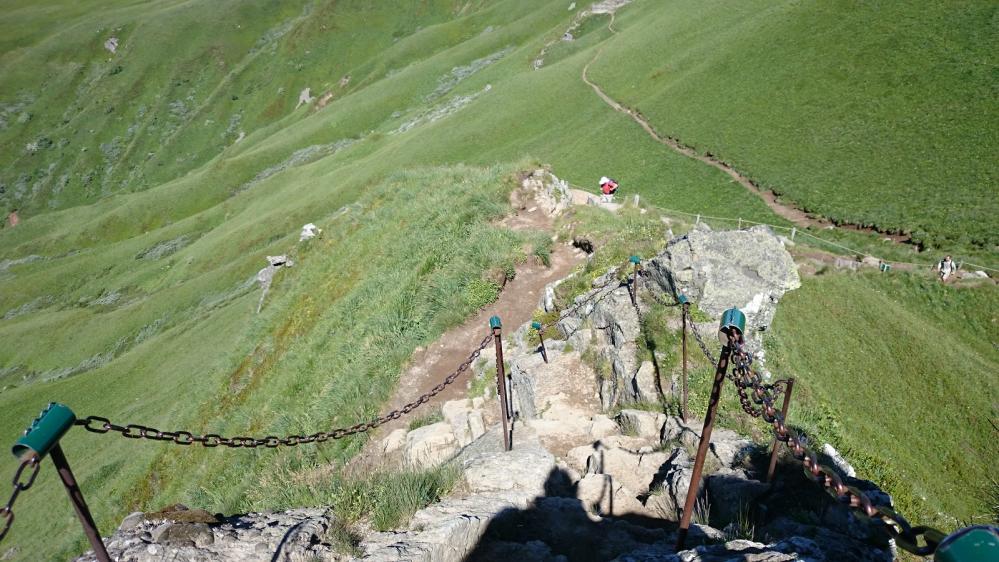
[823,443,857,477]
[299,223,321,241]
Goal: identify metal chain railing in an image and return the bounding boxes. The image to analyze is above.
[723,335,944,555]
[683,306,718,365]
[74,332,494,449]
[540,274,622,331]
[1,256,965,557]
[725,339,784,409]
[0,454,40,541]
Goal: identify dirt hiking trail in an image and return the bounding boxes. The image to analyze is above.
[581,11,911,244]
[367,199,585,443]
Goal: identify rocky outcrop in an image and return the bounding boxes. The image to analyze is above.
[645,225,800,333]
[256,255,294,313]
[299,223,321,241]
[520,169,572,216]
[82,226,892,562]
[78,507,339,562]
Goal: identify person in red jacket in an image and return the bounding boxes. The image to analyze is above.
[599,176,618,202]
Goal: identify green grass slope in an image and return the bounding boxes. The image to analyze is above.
[0,0,996,558]
[767,272,999,526]
[588,0,999,250]
[0,163,550,558]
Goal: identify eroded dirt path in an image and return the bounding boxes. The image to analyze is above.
[581,12,911,244]
[373,202,585,438]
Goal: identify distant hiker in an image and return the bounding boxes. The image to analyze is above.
[936,255,956,282]
[599,176,618,202]
[6,209,19,228]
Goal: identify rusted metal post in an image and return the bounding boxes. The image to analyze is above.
[767,377,795,483]
[50,444,110,562]
[629,256,641,306]
[680,299,689,422]
[676,309,744,551]
[532,321,548,363]
[490,316,512,451]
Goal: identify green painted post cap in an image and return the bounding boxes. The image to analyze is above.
[489,316,502,329]
[935,525,999,562]
[13,402,76,460]
[629,255,641,264]
[531,321,542,330]
[718,308,746,345]
[678,294,688,305]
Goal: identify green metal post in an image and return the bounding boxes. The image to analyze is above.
[935,525,999,562]
[629,256,641,306]
[12,404,109,561]
[531,321,548,363]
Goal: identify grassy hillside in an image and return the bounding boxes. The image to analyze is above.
[0,0,996,558]
[0,163,551,558]
[588,0,999,251]
[766,271,999,527]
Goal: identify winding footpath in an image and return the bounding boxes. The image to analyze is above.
[580,11,910,243]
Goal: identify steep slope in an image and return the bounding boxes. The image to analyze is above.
[585,0,998,250]
[0,1,996,559]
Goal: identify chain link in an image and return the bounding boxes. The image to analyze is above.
[540,274,622,331]
[0,454,41,542]
[723,336,943,555]
[75,332,494,449]
[727,347,784,414]
[684,306,718,365]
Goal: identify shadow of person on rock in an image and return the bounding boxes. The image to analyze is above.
[463,467,698,561]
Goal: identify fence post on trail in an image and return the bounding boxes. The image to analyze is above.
[532,321,548,363]
[767,377,795,483]
[676,308,744,551]
[695,214,700,225]
[629,256,641,307]
[790,227,796,241]
[679,296,689,422]
[737,217,743,229]
[11,403,110,562]
[490,316,512,452]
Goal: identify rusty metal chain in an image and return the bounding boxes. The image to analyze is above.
[74,332,494,449]
[0,454,41,542]
[726,344,784,414]
[683,306,718,365]
[723,336,944,555]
